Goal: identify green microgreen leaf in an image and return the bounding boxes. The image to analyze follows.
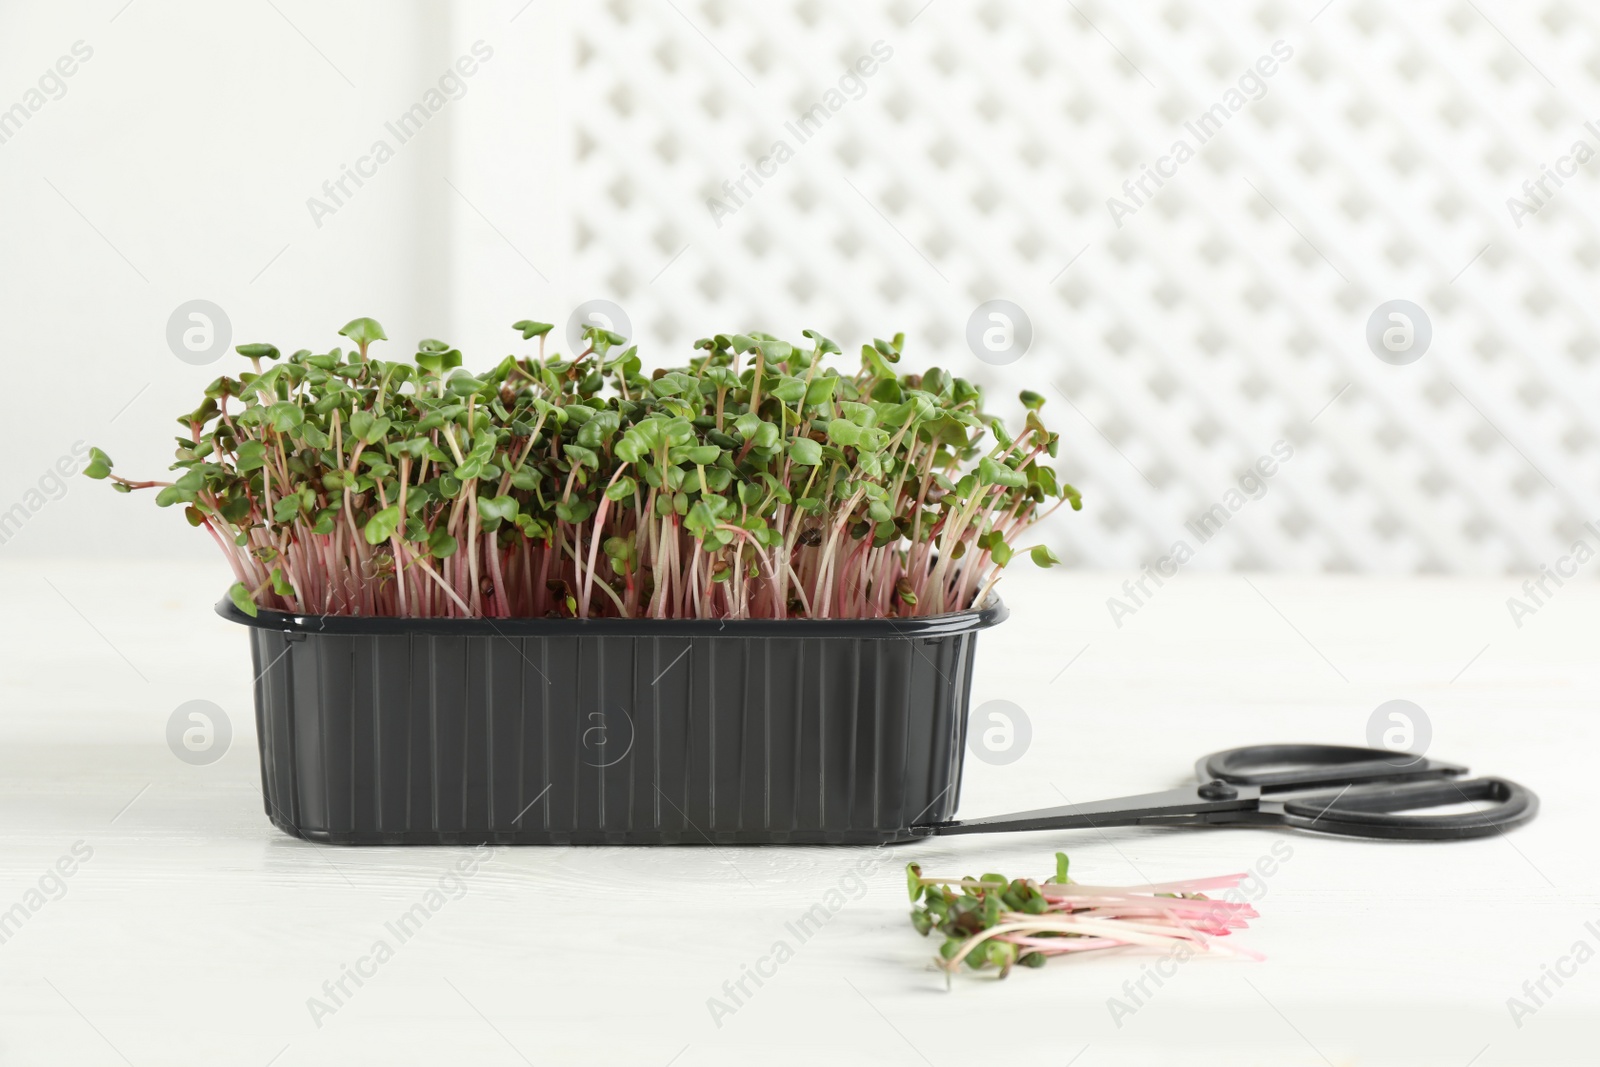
[228,581,259,618]
[363,505,402,545]
[90,314,1079,620]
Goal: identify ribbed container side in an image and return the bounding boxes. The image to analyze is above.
[235,603,1002,845]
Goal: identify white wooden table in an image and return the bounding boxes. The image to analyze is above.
[1,560,1593,1066]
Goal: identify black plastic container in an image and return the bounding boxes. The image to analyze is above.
[219,599,1005,845]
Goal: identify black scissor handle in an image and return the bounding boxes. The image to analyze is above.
[1197,743,1468,792]
[1274,775,1539,840]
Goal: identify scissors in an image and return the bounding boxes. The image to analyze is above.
[915,743,1538,841]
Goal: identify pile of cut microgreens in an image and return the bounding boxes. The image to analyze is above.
[86,317,1079,620]
[907,854,1260,983]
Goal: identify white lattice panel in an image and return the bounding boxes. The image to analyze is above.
[4,0,1595,574]
[557,0,1600,574]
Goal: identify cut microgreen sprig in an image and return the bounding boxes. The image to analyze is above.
[86,318,1081,620]
[907,853,1261,986]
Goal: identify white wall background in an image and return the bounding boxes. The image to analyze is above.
[4,0,1597,575]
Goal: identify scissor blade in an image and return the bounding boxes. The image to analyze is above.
[928,784,1262,836]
